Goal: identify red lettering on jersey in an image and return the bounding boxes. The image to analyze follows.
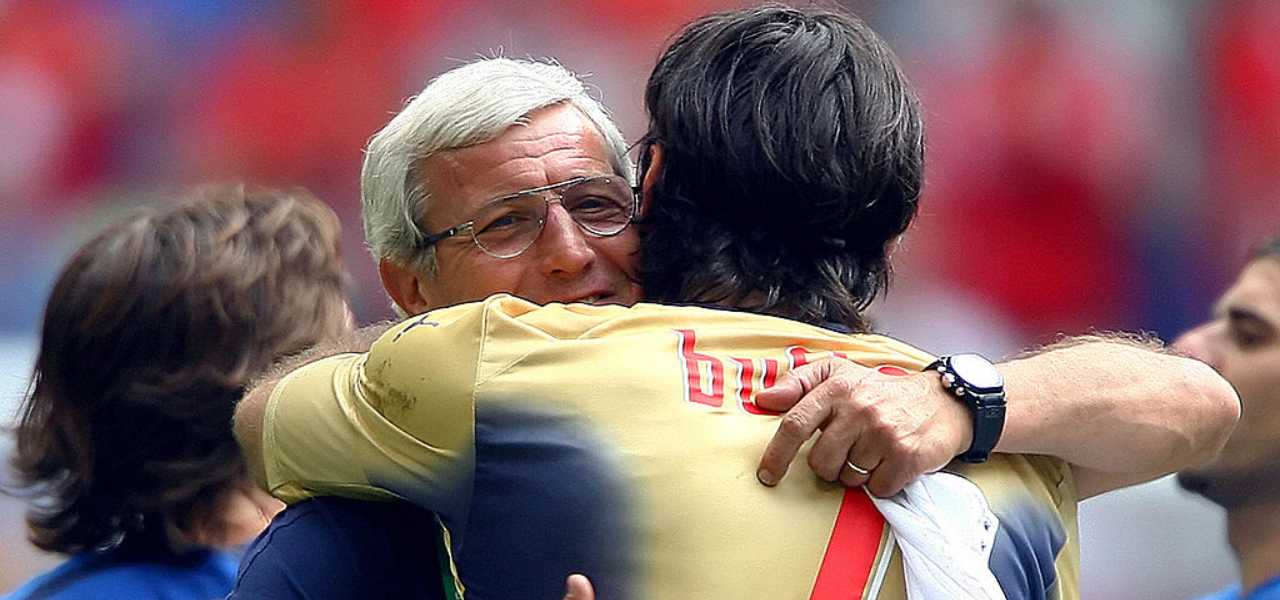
[810,490,887,599]
[876,365,910,377]
[735,357,781,415]
[787,346,814,368]
[761,358,779,389]
[676,329,725,407]
[832,351,848,360]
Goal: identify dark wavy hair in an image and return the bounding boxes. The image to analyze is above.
[1258,236,1280,260]
[7,186,349,555]
[638,4,924,331]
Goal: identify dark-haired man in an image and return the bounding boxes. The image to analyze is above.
[1175,238,1280,600]
[232,6,1237,600]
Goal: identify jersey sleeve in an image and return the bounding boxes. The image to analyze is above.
[261,302,489,509]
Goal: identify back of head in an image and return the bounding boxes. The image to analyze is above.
[361,58,633,275]
[9,185,349,555]
[1259,237,1280,262]
[639,4,924,331]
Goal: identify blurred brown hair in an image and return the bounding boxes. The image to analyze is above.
[7,185,349,555]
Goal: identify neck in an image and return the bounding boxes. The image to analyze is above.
[698,294,846,330]
[170,480,283,550]
[1226,500,1280,593]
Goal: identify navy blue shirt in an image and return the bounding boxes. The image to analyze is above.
[229,497,446,600]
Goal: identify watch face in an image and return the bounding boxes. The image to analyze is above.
[950,353,1004,390]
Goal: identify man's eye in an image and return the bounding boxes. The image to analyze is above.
[1230,325,1269,350]
[570,197,612,212]
[478,212,532,234]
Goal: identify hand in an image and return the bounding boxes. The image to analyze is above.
[754,358,972,497]
[563,574,595,600]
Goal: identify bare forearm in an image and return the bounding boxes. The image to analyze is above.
[994,334,1240,498]
[233,322,394,489]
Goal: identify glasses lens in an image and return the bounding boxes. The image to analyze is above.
[466,176,636,259]
[561,177,636,236]
[470,196,546,258]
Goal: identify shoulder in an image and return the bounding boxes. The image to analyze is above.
[232,498,446,600]
[948,454,1076,511]
[238,498,424,568]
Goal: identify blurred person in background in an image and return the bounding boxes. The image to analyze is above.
[231,6,1237,599]
[2,186,351,600]
[1176,237,1280,600]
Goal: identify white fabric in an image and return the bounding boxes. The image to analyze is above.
[872,472,1007,600]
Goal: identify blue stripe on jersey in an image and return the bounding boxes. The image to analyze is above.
[988,500,1066,600]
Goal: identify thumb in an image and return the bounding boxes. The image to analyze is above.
[755,360,830,411]
[563,574,595,600]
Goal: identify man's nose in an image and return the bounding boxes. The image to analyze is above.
[1173,322,1224,371]
[535,203,595,277]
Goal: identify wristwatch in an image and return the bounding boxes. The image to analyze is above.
[926,353,1006,464]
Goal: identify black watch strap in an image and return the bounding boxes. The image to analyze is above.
[926,355,1007,464]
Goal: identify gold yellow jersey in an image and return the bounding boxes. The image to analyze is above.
[262,295,1078,600]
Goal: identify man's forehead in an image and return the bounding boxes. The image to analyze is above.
[422,105,614,208]
[436,131,602,179]
[1215,258,1280,321]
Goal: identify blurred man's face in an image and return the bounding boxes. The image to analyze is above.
[1176,257,1280,506]
[398,103,642,312]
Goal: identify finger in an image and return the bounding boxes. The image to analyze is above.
[864,454,918,498]
[757,358,875,413]
[757,392,835,486]
[754,360,833,412]
[837,437,884,489]
[757,360,882,485]
[563,574,595,600]
[806,408,867,482]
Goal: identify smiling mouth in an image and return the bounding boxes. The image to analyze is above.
[570,291,621,305]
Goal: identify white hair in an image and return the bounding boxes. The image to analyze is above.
[361,58,634,274]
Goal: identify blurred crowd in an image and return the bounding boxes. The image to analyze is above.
[2,0,1276,345]
[0,0,732,329]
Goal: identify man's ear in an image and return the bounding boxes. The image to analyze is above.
[639,144,664,217]
[378,258,432,316]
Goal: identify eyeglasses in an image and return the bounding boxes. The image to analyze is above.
[418,175,639,259]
